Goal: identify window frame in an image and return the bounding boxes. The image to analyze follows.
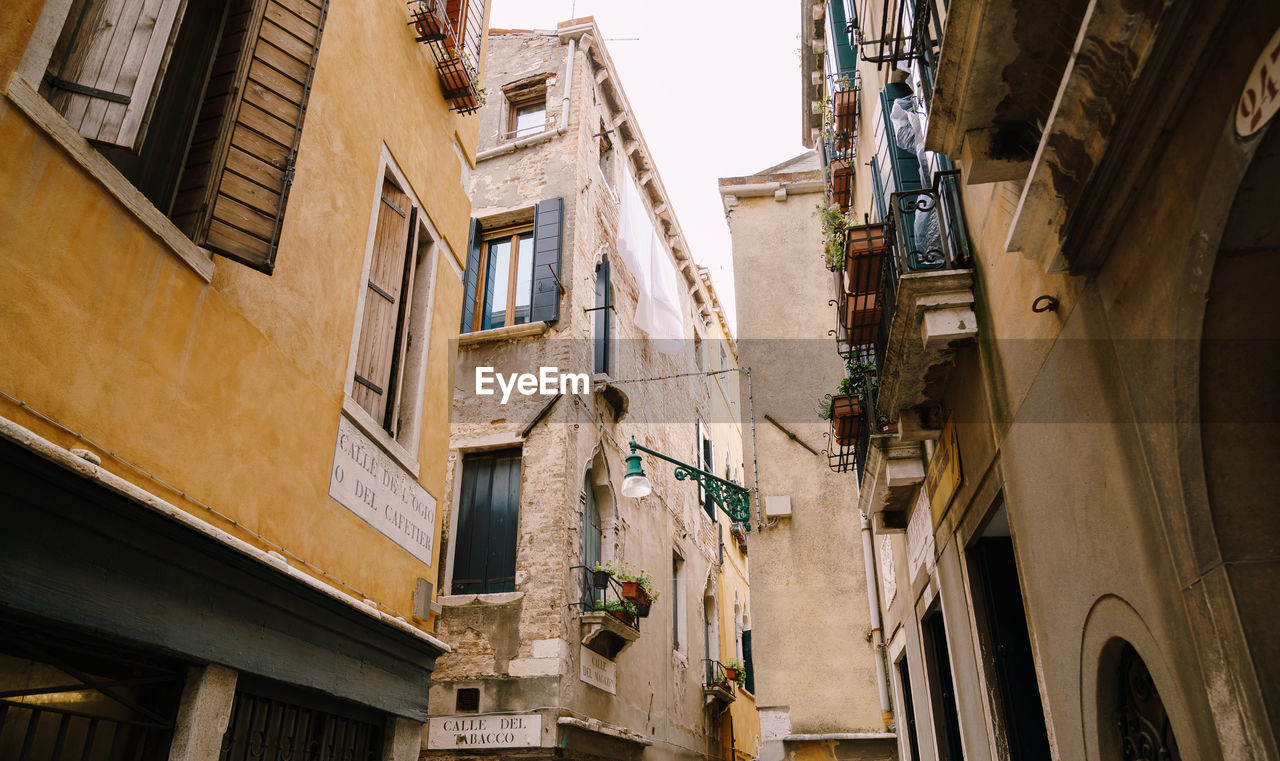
[505,91,548,140]
[450,447,523,596]
[470,225,535,332]
[342,148,442,476]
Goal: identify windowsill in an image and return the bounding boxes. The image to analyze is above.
[458,321,549,346]
[6,76,215,282]
[341,396,421,479]
[439,591,524,606]
[476,128,558,162]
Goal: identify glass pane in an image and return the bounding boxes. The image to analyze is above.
[512,234,534,324]
[484,239,511,329]
[513,103,546,137]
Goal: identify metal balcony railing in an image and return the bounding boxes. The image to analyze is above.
[878,168,973,362]
[855,0,944,105]
[703,660,739,696]
[408,0,486,114]
[823,72,861,212]
[573,566,641,632]
[825,170,971,477]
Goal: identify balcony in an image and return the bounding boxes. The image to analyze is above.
[821,171,973,519]
[408,0,485,114]
[855,0,944,106]
[702,660,738,705]
[822,73,860,211]
[574,566,641,658]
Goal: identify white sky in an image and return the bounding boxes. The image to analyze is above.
[489,0,810,335]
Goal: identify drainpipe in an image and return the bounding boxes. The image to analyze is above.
[558,37,575,135]
[861,510,893,728]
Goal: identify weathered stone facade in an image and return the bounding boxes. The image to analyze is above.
[427,20,754,761]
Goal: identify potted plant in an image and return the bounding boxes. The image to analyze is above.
[590,561,612,590]
[822,358,878,447]
[593,599,637,626]
[722,659,747,687]
[616,568,656,606]
[407,0,448,42]
[817,204,854,270]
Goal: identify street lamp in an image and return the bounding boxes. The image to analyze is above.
[623,437,752,529]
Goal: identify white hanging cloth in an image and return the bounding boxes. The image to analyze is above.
[617,162,686,355]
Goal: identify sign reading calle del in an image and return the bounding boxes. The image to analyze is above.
[580,645,617,694]
[427,714,542,749]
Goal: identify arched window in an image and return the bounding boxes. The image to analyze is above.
[582,471,602,571]
[1114,642,1181,760]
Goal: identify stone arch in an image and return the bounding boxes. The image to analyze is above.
[1080,596,1201,761]
[579,442,619,568]
[1166,97,1280,757]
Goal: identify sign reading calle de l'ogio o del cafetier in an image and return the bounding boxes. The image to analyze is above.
[328,415,436,564]
[426,714,543,749]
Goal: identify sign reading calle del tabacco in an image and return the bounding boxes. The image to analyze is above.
[427,714,542,749]
[328,415,436,564]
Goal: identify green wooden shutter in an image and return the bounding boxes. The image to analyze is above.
[828,1,857,75]
[594,258,610,375]
[174,0,329,274]
[460,218,481,332]
[879,82,923,194]
[743,629,755,693]
[530,197,563,324]
[451,449,521,594]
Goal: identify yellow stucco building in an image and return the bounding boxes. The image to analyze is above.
[0,0,489,758]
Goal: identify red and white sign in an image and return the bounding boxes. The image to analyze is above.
[1236,27,1280,137]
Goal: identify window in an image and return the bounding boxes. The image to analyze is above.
[461,198,564,333]
[472,227,535,331]
[452,449,522,594]
[348,162,438,450]
[594,258,612,375]
[507,93,547,139]
[697,420,714,520]
[582,472,601,571]
[597,129,615,187]
[31,0,328,274]
[672,554,685,651]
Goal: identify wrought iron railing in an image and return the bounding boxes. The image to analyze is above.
[702,660,738,694]
[572,566,641,632]
[855,0,944,105]
[408,0,486,114]
[823,71,861,165]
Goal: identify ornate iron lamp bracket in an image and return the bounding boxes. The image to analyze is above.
[629,438,752,529]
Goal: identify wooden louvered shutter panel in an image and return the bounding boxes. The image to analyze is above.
[594,259,610,375]
[181,0,328,273]
[530,198,563,324]
[44,0,185,151]
[460,218,482,333]
[352,179,415,428]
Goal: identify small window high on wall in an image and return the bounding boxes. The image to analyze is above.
[461,199,564,333]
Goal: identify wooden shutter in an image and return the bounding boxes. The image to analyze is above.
[530,198,563,324]
[173,0,328,273]
[452,449,521,594]
[593,258,610,375]
[742,630,754,694]
[460,218,482,332]
[879,82,924,194]
[45,0,186,150]
[352,179,416,428]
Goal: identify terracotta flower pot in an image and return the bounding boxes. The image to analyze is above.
[621,581,651,605]
[723,667,740,682]
[831,394,863,446]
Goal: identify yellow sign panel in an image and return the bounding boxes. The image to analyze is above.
[925,415,961,526]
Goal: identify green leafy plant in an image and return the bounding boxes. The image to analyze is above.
[722,658,747,687]
[592,561,659,602]
[822,358,879,421]
[591,599,638,618]
[817,203,855,270]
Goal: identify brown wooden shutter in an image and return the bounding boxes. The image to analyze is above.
[45,0,186,150]
[352,179,416,430]
[173,0,328,273]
